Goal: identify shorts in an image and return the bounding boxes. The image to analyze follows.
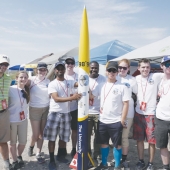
[133,112,156,144]
[9,119,28,145]
[122,118,133,147]
[70,109,78,130]
[155,117,170,148]
[0,110,10,143]
[43,112,71,142]
[97,121,123,148]
[29,106,49,121]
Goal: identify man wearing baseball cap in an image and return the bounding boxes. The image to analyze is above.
[155,56,170,170]
[95,61,130,170]
[0,54,12,170]
[43,62,81,170]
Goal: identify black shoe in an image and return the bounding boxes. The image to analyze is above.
[56,155,70,164]
[71,148,76,158]
[4,163,14,170]
[122,160,130,170]
[28,146,34,157]
[135,160,145,170]
[94,163,109,170]
[36,154,45,164]
[146,163,154,170]
[48,161,57,170]
[11,161,20,170]
[17,156,24,167]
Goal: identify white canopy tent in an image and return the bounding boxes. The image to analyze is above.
[110,36,170,64]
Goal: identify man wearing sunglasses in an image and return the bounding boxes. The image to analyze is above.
[0,54,12,170]
[155,56,170,170]
[134,58,163,170]
[95,61,130,170]
[56,57,78,162]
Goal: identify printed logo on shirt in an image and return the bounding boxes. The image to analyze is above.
[67,83,70,88]
[148,79,154,85]
[112,88,119,95]
[46,84,49,87]
[124,82,130,88]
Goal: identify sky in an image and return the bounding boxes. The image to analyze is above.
[0,0,170,66]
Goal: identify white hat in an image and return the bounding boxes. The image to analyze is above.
[0,54,10,64]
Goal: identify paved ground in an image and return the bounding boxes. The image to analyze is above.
[0,120,165,170]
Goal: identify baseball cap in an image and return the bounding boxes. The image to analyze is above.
[37,62,47,69]
[106,61,118,71]
[161,56,170,63]
[0,54,10,64]
[65,56,75,63]
[55,62,65,68]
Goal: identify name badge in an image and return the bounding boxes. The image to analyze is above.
[20,111,25,120]
[1,99,8,109]
[140,102,147,111]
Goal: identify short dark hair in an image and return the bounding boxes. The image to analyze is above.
[90,61,99,67]
[138,58,150,67]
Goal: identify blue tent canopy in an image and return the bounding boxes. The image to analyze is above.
[75,40,135,65]
[9,65,33,71]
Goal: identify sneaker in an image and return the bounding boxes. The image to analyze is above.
[36,154,45,164]
[48,161,57,170]
[3,164,14,170]
[11,161,20,170]
[71,148,76,158]
[56,155,70,164]
[110,159,122,167]
[146,163,154,170]
[17,156,24,167]
[135,160,145,170]
[122,160,130,170]
[28,146,34,157]
[94,163,109,170]
[114,166,121,170]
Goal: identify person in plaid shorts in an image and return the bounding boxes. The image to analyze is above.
[43,62,81,170]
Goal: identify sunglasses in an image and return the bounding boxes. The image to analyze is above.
[21,90,27,99]
[164,62,170,68]
[118,66,128,70]
[0,63,9,67]
[66,61,75,65]
[107,69,117,73]
[38,69,47,72]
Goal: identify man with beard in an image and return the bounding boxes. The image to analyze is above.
[88,61,106,161]
[43,62,81,170]
[0,55,12,170]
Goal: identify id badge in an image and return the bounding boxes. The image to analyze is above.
[20,111,25,120]
[140,101,147,111]
[1,99,8,109]
[100,107,103,114]
[89,98,94,106]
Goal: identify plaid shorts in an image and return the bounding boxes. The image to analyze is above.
[133,112,156,144]
[43,112,71,142]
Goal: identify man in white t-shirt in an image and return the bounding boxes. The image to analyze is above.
[57,57,78,159]
[133,58,163,170]
[155,56,170,170]
[43,62,81,170]
[95,61,130,170]
[88,61,106,160]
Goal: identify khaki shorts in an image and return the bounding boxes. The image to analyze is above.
[122,118,133,147]
[9,119,28,145]
[29,106,49,121]
[0,110,10,143]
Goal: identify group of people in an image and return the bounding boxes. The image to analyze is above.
[0,54,170,170]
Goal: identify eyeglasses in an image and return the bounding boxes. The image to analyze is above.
[66,62,75,65]
[118,66,128,70]
[0,63,9,67]
[21,90,26,99]
[107,69,117,73]
[164,62,170,68]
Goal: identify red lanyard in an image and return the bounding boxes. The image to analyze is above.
[57,80,68,97]
[141,75,149,101]
[0,78,4,98]
[101,82,115,109]
[17,86,25,109]
[90,77,98,91]
[30,76,45,89]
